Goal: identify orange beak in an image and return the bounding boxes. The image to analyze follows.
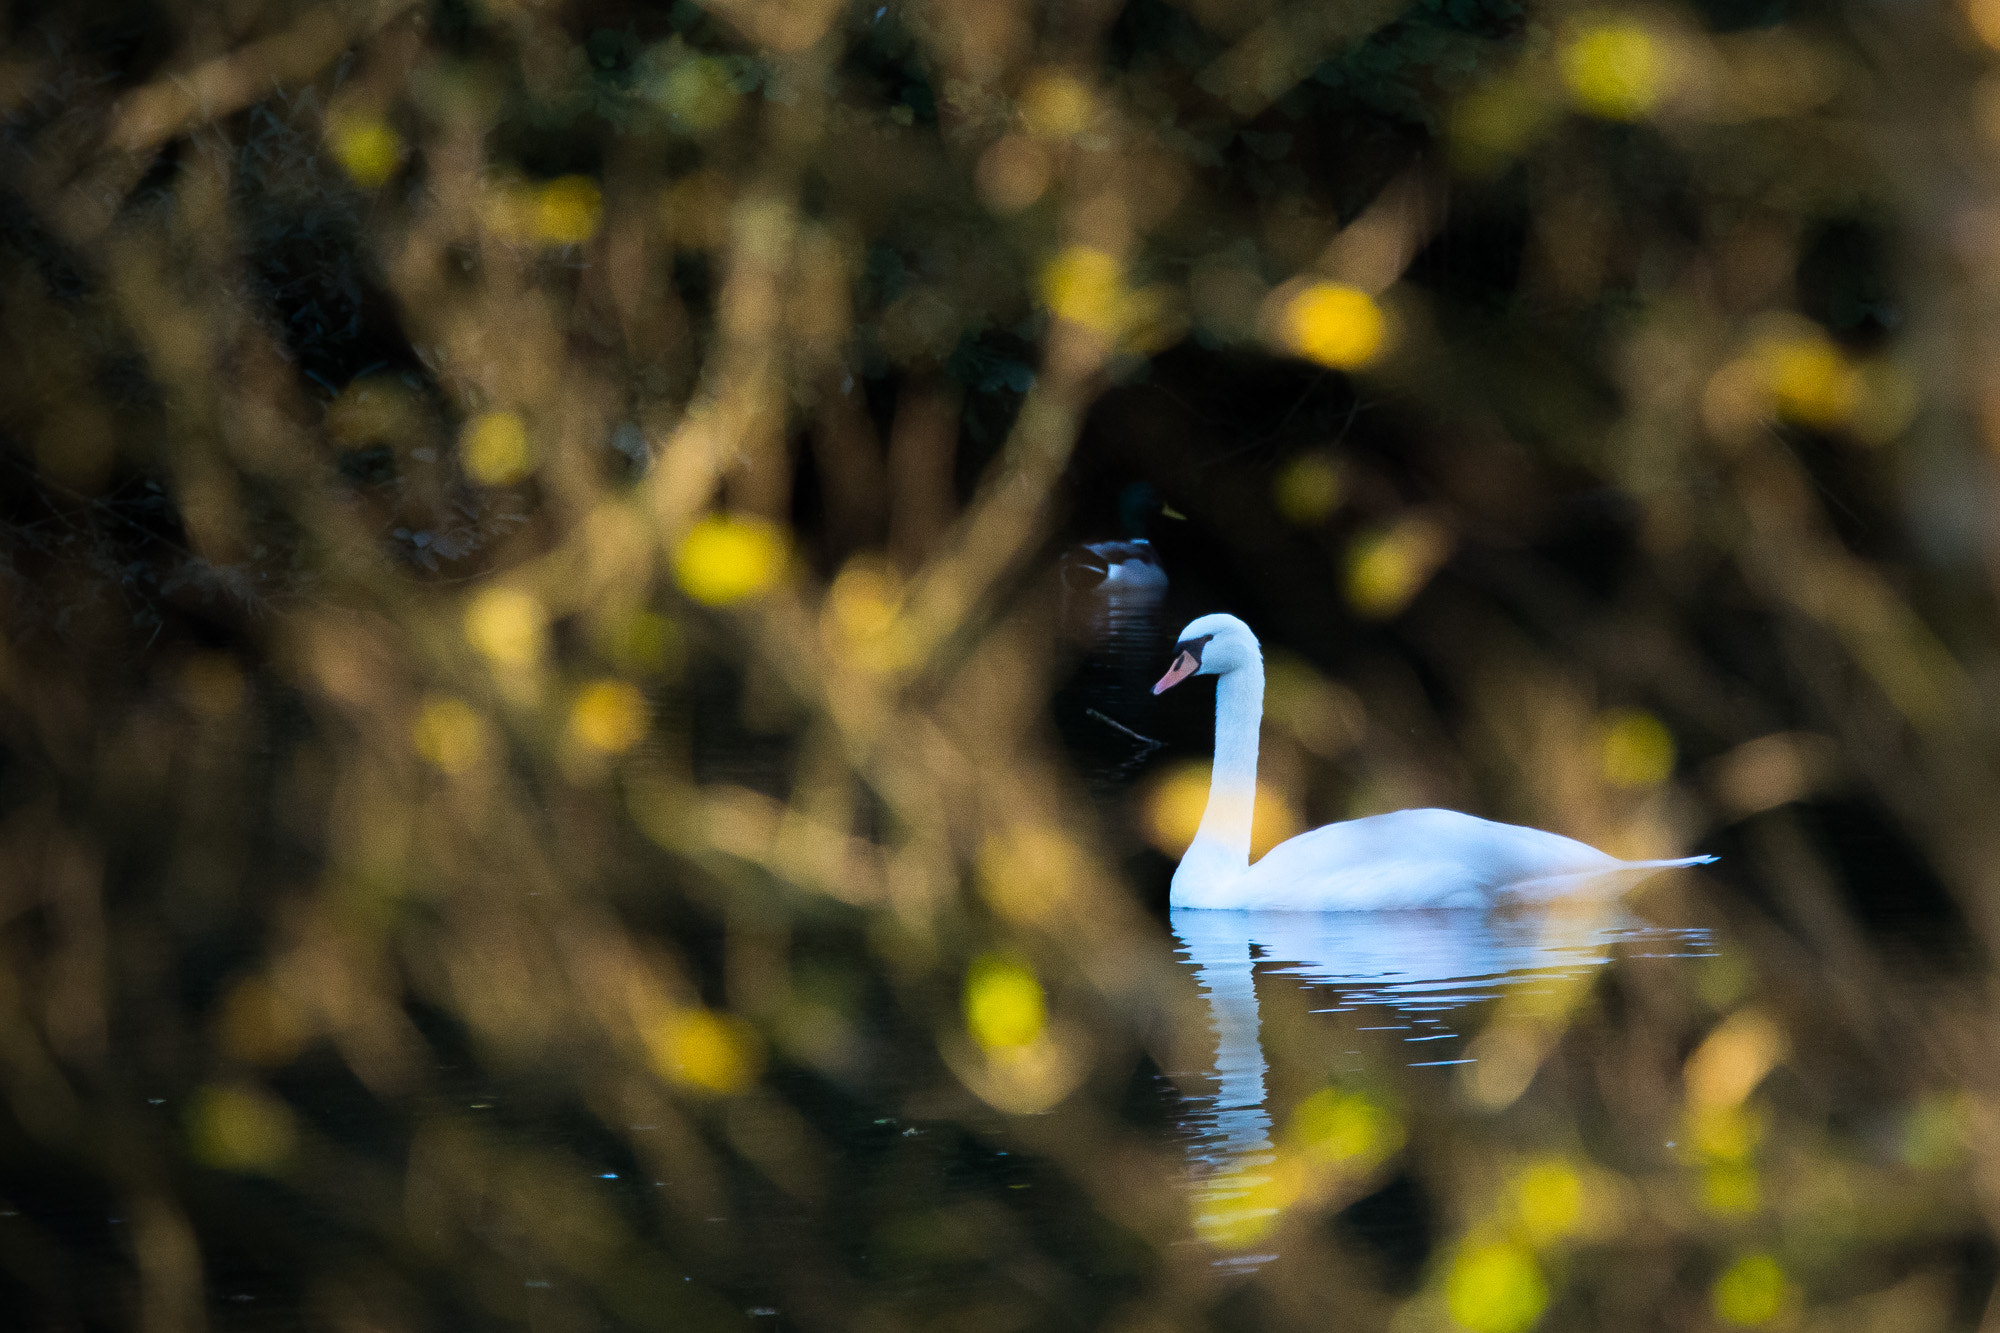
[1152,650,1199,695]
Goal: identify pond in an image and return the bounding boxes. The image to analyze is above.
[1169,907,1715,1272]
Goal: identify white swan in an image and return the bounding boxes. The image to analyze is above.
[1153,614,1714,910]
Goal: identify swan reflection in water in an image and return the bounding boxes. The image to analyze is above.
[1169,906,1713,1268]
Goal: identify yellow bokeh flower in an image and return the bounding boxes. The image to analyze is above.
[1598,708,1675,787]
[464,587,547,668]
[1346,518,1451,618]
[1712,1253,1790,1327]
[655,57,739,135]
[1700,1161,1761,1215]
[1195,1154,1305,1249]
[1687,1101,1765,1162]
[329,115,403,188]
[188,1083,298,1172]
[1286,1088,1403,1168]
[1761,331,1860,429]
[647,1008,761,1095]
[569,679,649,753]
[1973,0,2000,51]
[1446,1239,1550,1333]
[1140,761,1300,858]
[1562,21,1661,121]
[412,695,489,775]
[1019,71,1094,139]
[1514,1158,1586,1244]
[1041,246,1125,335]
[675,514,786,606]
[462,410,532,486]
[534,175,604,246]
[964,954,1046,1051]
[1282,283,1387,370]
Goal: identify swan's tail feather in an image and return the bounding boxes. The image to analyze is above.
[1506,854,1715,902]
[1621,854,1717,870]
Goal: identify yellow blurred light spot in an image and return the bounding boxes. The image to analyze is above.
[1561,21,1661,121]
[647,1008,760,1094]
[1274,453,1343,525]
[570,679,649,753]
[1599,708,1675,787]
[1446,1239,1549,1333]
[1019,71,1094,138]
[1700,1162,1762,1215]
[329,115,403,187]
[534,175,603,246]
[1041,246,1126,335]
[188,1083,297,1172]
[1143,762,1211,855]
[1687,1102,1765,1162]
[964,954,1046,1051]
[1686,1008,1786,1108]
[1286,1088,1403,1167]
[1971,0,2000,51]
[464,586,547,668]
[675,514,786,606]
[216,977,310,1067]
[412,695,489,775]
[657,57,738,134]
[1712,1253,1789,1327]
[1513,1159,1584,1244]
[1761,330,1861,429]
[1139,762,1299,858]
[1253,787,1301,857]
[1346,517,1451,618]
[462,410,532,485]
[1282,283,1386,371]
[1194,1155,1302,1249]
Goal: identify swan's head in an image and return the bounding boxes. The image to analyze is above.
[1152,613,1260,694]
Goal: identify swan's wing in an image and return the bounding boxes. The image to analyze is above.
[1231,849,1494,910]
[1227,809,1626,911]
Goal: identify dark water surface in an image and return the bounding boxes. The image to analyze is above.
[1168,906,1715,1272]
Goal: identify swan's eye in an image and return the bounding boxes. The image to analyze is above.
[1173,633,1214,665]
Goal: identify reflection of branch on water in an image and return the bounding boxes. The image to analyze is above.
[1087,708,1163,756]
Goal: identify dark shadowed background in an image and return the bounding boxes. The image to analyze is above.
[3,0,2000,1328]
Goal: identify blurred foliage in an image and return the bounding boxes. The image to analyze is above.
[3,0,2000,1329]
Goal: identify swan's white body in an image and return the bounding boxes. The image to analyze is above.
[1156,614,1713,911]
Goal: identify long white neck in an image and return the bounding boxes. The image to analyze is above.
[1174,658,1263,895]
